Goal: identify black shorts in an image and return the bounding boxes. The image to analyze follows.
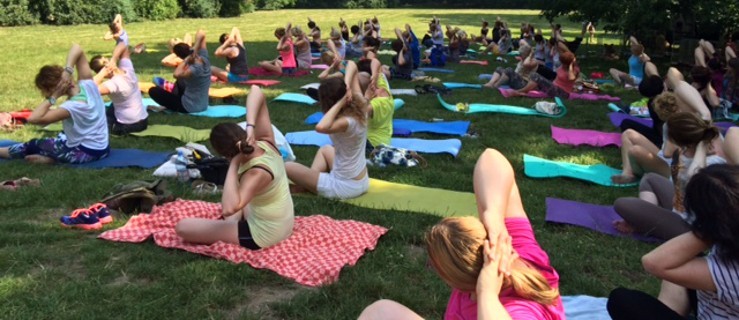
[237,220,261,250]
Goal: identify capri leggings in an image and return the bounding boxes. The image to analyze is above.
[613,173,690,240]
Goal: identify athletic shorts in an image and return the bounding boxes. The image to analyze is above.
[237,219,261,250]
[317,171,369,200]
[227,72,249,83]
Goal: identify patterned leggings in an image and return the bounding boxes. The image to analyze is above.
[7,134,108,164]
[529,73,570,99]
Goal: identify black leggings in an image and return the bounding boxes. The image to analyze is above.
[613,173,690,240]
[608,287,691,320]
[106,105,148,135]
[620,119,662,147]
[148,80,188,113]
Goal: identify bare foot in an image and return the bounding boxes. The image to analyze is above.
[613,220,635,234]
[25,155,55,164]
[611,174,637,185]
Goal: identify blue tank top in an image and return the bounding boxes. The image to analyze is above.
[628,55,645,80]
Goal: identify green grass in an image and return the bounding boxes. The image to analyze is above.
[1,9,659,319]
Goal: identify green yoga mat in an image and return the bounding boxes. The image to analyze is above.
[437,94,567,118]
[342,179,477,217]
[43,124,211,143]
[523,154,637,187]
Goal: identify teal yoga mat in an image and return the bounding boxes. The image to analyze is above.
[443,82,482,89]
[437,94,567,118]
[111,98,246,118]
[523,154,637,187]
[273,93,317,105]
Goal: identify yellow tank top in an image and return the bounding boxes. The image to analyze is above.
[237,141,294,248]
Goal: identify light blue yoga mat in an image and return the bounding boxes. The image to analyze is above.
[437,94,567,118]
[303,99,405,125]
[189,105,246,118]
[285,131,462,156]
[0,140,170,169]
[418,67,454,74]
[524,154,637,187]
[273,93,317,105]
[562,295,610,320]
[478,74,493,81]
[443,82,482,89]
[304,115,470,136]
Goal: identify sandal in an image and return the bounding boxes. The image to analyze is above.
[192,180,221,195]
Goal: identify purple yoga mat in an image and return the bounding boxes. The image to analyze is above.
[569,92,621,102]
[498,87,548,98]
[608,112,652,128]
[545,198,660,243]
[551,126,622,147]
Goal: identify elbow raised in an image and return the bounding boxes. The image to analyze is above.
[315,124,330,133]
[641,254,665,277]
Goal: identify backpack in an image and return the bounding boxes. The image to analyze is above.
[429,46,447,67]
[100,180,173,214]
[187,155,229,186]
[368,145,427,168]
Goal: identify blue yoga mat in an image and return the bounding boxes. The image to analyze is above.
[303,99,406,124]
[285,131,462,156]
[438,94,567,118]
[303,115,470,136]
[562,295,610,320]
[478,74,493,81]
[443,82,482,89]
[418,67,454,74]
[273,93,317,105]
[189,105,246,118]
[524,154,637,187]
[0,140,170,169]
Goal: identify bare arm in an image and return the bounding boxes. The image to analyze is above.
[194,29,206,52]
[315,96,350,134]
[110,41,129,66]
[231,27,243,45]
[173,58,192,79]
[67,44,93,81]
[27,80,72,125]
[642,232,715,291]
[221,158,272,216]
[473,149,528,240]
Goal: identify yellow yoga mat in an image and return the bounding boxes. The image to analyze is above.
[130,124,211,142]
[139,82,156,93]
[209,87,247,98]
[343,179,477,217]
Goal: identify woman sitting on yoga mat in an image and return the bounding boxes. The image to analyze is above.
[612,92,684,184]
[511,50,580,99]
[612,112,726,240]
[358,149,564,320]
[608,164,739,319]
[257,24,297,76]
[483,44,537,89]
[285,65,370,200]
[0,44,109,164]
[211,27,249,83]
[609,37,650,87]
[148,30,210,114]
[176,85,294,250]
[292,26,312,70]
[88,42,148,135]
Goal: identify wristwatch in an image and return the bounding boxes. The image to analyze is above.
[64,66,74,74]
[47,96,57,105]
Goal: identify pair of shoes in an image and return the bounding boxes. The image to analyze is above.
[59,203,113,230]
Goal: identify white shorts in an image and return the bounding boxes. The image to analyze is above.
[317,171,369,200]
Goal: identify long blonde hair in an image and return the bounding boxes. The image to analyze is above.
[426,216,559,305]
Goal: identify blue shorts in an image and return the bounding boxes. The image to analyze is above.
[227,73,249,83]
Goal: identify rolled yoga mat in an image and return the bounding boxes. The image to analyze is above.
[437,94,567,118]
[545,197,660,243]
[551,126,622,147]
[523,154,637,187]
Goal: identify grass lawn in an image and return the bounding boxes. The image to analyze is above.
[1,9,661,319]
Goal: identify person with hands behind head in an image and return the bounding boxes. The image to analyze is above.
[103,14,128,46]
[211,27,249,83]
[175,85,294,250]
[89,42,148,135]
[285,62,370,200]
[358,149,565,320]
[0,44,109,164]
[258,23,297,76]
[149,29,211,114]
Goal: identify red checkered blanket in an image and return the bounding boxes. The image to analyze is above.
[99,199,388,287]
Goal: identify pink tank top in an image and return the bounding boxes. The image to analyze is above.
[280,37,297,69]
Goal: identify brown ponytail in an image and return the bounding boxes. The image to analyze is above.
[667,112,718,147]
[209,123,254,158]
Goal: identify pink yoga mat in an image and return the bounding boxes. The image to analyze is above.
[545,197,660,243]
[569,92,621,102]
[99,200,388,286]
[460,60,489,66]
[498,88,548,98]
[551,125,622,147]
[248,67,310,77]
[310,64,329,70]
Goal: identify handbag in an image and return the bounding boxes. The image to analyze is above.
[187,155,229,186]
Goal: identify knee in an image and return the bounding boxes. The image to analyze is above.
[613,197,637,218]
[358,300,400,320]
[607,287,634,318]
[175,219,196,239]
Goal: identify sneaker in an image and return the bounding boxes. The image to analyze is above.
[60,208,102,230]
[87,203,113,224]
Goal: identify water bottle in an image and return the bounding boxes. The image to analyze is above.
[175,151,189,182]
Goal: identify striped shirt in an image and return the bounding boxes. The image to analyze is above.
[698,247,739,319]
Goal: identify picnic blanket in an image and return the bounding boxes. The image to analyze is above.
[0,140,170,168]
[286,131,462,156]
[551,126,622,147]
[546,197,659,243]
[343,179,477,217]
[98,200,388,287]
[524,154,637,187]
[438,94,567,118]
